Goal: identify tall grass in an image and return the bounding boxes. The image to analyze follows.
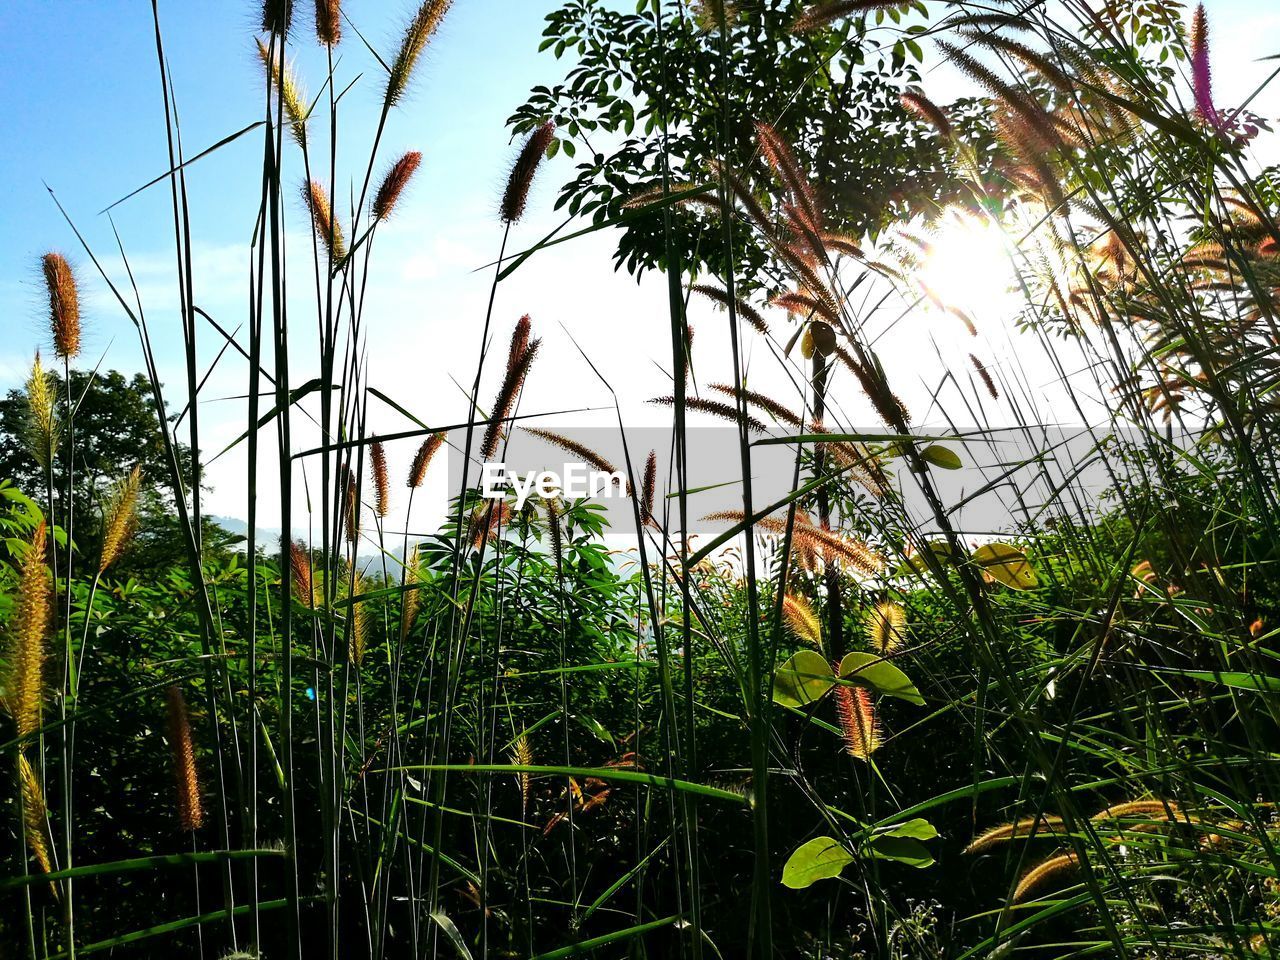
[3,0,1280,958]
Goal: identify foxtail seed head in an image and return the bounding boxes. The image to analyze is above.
[303,180,346,262]
[315,0,340,45]
[99,465,142,574]
[373,151,422,221]
[24,353,58,471]
[166,685,204,831]
[370,441,390,518]
[501,122,555,224]
[408,432,445,488]
[385,0,453,109]
[5,522,50,741]
[42,253,80,361]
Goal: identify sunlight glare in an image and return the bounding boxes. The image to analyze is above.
[917,210,1019,321]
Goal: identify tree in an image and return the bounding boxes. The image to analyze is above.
[0,367,214,571]
[507,0,990,285]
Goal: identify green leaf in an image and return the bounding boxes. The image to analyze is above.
[781,836,854,889]
[973,542,1038,590]
[838,652,924,705]
[920,443,962,469]
[867,835,935,868]
[773,650,835,708]
[874,818,938,841]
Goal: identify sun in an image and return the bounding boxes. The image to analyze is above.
[915,210,1020,321]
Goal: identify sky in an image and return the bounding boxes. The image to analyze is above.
[0,0,1277,538]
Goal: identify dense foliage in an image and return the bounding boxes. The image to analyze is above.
[3,0,1280,958]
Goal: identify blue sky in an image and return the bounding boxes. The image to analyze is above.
[1,1,1277,533]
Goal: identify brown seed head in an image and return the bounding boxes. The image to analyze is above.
[408,432,445,488]
[315,0,340,45]
[42,253,80,361]
[641,450,657,526]
[501,122,556,224]
[373,151,422,221]
[507,315,532,375]
[166,685,204,832]
[480,338,541,463]
[901,90,952,139]
[288,540,313,604]
[369,441,390,517]
[792,0,904,33]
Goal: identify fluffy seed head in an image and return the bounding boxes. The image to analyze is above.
[400,548,421,642]
[510,732,534,815]
[1013,852,1079,902]
[792,0,904,33]
[256,38,308,148]
[1189,4,1221,129]
[481,337,541,462]
[288,540,313,604]
[349,577,369,664]
[901,90,952,139]
[834,683,880,759]
[99,465,142,574]
[369,441,390,517]
[408,432,445,488]
[315,0,340,45]
[641,450,657,526]
[501,121,556,224]
[343,465,359,544]
[865,600,906,654]
[385,0,453,109]
[24,353,58,471]
[690,284,770,336]
[969,354,999,400]
[5,522,50,741]
[782,594,822,647]
[964,815,1066,854]
[261,0,293,34]
[166,685,204,831]
[373,151,422,221]
[303,180,346,262]
[523,428,623,487]
[42,253,80,361]
[508,315,532,375]
[18,752,53,878]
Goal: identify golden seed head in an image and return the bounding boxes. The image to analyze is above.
[385,0,453,109]
[865,600,906,654]
[5,521,51,741]
[303,180,346,262]
[24,352,59,471]
[834,683,880,759]
[99,465,142,574]
[255,38,308,148]
[18,752,53,878]
[42,253,81,361]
